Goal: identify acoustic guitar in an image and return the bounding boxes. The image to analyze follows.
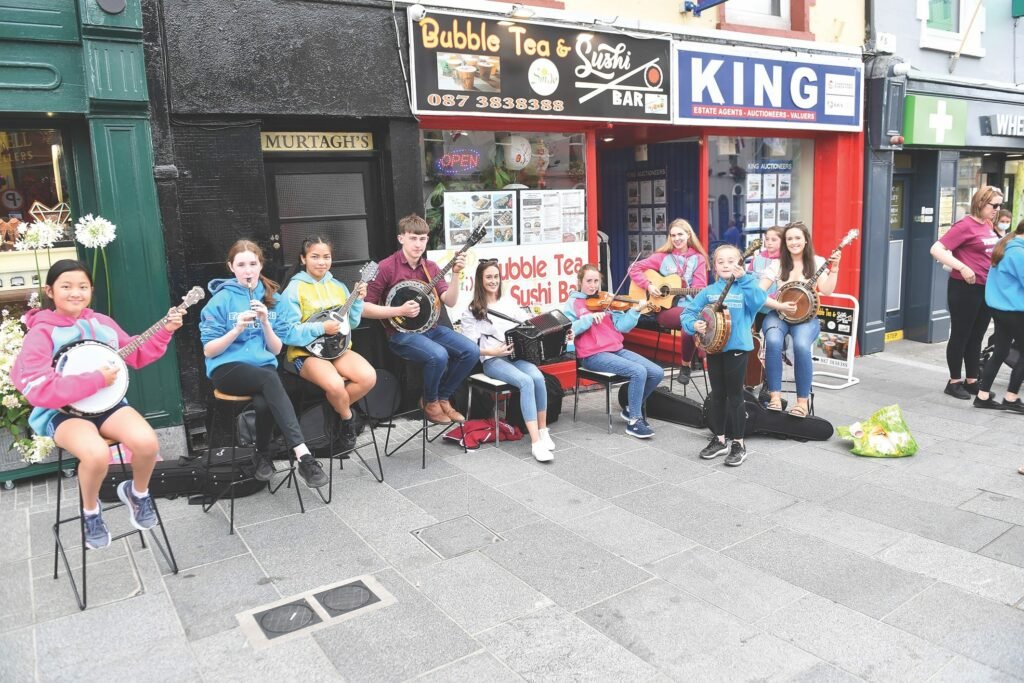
[628,271,703,312]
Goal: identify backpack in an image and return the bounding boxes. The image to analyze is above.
[237,400,339,457]
[442,418,523,450]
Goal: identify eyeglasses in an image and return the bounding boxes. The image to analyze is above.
[989,203,1002,209]
[478,258,499,265]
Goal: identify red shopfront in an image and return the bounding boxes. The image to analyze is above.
[407,11,675,385]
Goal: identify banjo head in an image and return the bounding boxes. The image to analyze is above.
[54,340,129,416]
[386,280,440,333]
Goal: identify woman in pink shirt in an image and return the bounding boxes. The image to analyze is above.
[627,219,708,382]
[930,186,1004,400]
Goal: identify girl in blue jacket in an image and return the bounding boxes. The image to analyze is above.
[199,240,327,489]
[682,245,767,466]
[974,221,1024,414]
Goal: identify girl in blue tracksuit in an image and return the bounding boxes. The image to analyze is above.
[682,245,767,466]
[974,221,1024,413]
[199,239,327,489]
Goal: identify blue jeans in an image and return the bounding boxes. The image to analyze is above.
[389,326,478,402]
[763,312,820,398]
[483,358,548,422]
[582,348,663,419]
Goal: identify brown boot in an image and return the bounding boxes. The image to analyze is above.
[439,399,465,422]
[421,399,452,425]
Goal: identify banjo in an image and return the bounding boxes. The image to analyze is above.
[777,229,859,324]
[386,224,487,333]
[695,240,761,355]
[54,287,205,417]
[302,261,379,360]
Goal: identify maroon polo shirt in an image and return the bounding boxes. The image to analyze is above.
[366,249,450,336]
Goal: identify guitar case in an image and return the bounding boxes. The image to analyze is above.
[618,385,707,429]
[702,389,833,441]
[98,447,265,502]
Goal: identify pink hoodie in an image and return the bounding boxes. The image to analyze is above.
[12,308,172,434]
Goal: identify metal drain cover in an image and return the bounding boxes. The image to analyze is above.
[255,600,321,639]
[313,579,381,618]
[412,515,502,559]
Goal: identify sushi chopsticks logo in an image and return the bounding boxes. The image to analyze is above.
[574,35,666,114]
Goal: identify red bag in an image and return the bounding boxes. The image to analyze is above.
[443,418,523,450]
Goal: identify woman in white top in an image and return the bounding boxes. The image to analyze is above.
[758,222,840,417]
[460,260,557,462]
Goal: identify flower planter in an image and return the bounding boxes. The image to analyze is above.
[0,427,69,490]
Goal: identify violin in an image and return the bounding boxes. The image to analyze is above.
[585,292,656,314]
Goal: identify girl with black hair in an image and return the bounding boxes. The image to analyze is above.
[280,236,376,450]
[11,260,183,550]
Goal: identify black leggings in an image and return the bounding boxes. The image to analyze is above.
[707,350,748,440]
[946,278,990,380]
[211,363,305,452]
[979,309,1024,394]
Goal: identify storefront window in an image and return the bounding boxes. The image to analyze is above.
[706,136,814,251]
[0,129,71,246]
[955,155,983,221]
[1004,157,1022,219]
[420,130,586,250]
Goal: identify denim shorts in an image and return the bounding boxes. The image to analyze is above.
[47,400,129,437]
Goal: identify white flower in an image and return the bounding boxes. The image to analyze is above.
[15,220,64,250]
[26,291,40,309]
[74,214,117,249]
[2,394,19,410]
[14,435,55,464]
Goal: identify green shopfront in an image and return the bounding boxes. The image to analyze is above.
[870,79,1024,345]
[0,1,180,485]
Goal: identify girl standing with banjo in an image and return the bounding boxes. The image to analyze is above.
[12,260,184,550]
[200,240,328,490]
[683,244,767,466]
[280,236,377,452]
[758,222,842,418]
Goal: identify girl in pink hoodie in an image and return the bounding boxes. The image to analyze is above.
[12,260,182,549]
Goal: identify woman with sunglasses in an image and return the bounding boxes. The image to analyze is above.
[930,186,1004,400]
[461,259,557,462]
[627,218,709,383]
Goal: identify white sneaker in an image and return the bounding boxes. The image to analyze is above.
[538,428,556,451]
[531,442,554,462]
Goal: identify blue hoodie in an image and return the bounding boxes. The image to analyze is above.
[681,273,767,352]
[985,238,1024,313]
[279,270,364,362]
[199,278,300,376]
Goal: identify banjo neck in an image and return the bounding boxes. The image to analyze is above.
[711,277,737,312]
[115,285,205,358]
[796,229,859,290]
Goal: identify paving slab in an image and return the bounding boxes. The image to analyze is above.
[960,490,1024,526]
[767,501,908,556]
[609,445,713,484]
[562,505,696,566]
[371,450,461,490]
[0,559,32,634]
[854,466,982,507]
[725,453,860,503]
[926,654,1021,682]
[578,578,829,681]
[0,508,29,565]
[497,473,609,522]
[979,525,1024,569]
[415,651,523,682]
[153,504,249,574]
[679,469,799,515]
[548,422,648,457]
[190,627,339,682]
[648,545,806,622]
[0,627,33,681]
[32,551,142,623]
[613,482,773,550]
[312,568,480,683]
[399,473,542,532]
[874,535,1024,606]
[758,593,955,681]
[827,483,1012,552]
[523,446,657,498]
[165,554,280,641]
[481,520,651,612]
[883,582,1024,678]
[477,604,665,682]
[446,448,542,487]
[724,527,934,619]
[410,552,550,634]
[239,506,386,596]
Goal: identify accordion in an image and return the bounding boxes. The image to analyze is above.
[504,311,572,364]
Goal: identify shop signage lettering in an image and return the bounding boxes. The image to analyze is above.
[981,114,1024,138]
[260,132,373,152]
[675,42,862,132]
[409,11,672,123]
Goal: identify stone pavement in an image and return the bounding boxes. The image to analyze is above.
[2,339,1024,682]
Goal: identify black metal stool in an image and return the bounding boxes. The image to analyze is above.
[380,363,466,469]
[53,440,178,610]
[279,362,384,496]
[573,356,631,434]
[204,389,304,535]
[466,373,516,447]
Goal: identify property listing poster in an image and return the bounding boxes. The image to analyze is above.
[626,168,667,257]
[743,160,793,233]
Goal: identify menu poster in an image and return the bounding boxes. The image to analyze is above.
[641,208,654,232]
[746,174,762,201]
[653,178,667,205]
[627,208,640,232]
[444,190,516,248]
[627,181,640,206]
[640,181,653,205]
[519,189,586,245]
[762,174,778,201]
[778,173,792,199]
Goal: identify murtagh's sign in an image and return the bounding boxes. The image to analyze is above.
[675,42,863,132]
[409,11,672,123]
